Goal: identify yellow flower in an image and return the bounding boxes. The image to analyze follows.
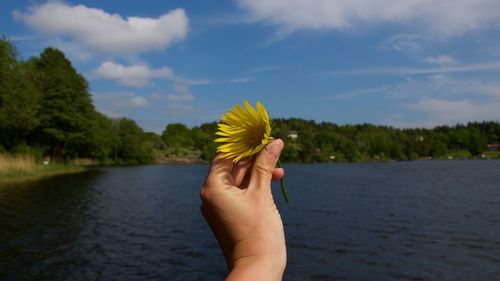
[215,100,272,162]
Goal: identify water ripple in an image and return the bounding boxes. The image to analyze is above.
[1,161,500,280]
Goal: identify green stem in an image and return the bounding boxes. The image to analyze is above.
[277,159,289,203]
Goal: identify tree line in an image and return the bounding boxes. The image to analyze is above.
[271,119,499,162]
[1,38,499,164]
[157,119,500,163]
[0,38,155,164]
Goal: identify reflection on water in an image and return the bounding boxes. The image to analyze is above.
[1,161,500,280]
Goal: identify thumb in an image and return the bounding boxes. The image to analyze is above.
[249,139,284,191]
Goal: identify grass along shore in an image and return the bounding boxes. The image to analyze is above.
[0,154,86,184]
[1,149,498,184]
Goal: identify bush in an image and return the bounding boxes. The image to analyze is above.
[11,144,45,161]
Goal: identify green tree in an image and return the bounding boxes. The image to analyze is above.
[429,132,448,158]
[161,123,194,149]
[116,118,154,163]
[0,39,40,149]
[0,38,16,107]
[338,136,362,162]
[144,132,166,150]
[467,128,486,156]
[314,130,339,161]
[87,112,115,162]
[191,122,217,160]
[33,48,95,160]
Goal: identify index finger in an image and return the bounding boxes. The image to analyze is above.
[204,154,235,188]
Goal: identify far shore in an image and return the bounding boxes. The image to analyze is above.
[2,153,499,185]
[156,156,208,165]
[155,155,500,165]
[0,164,87,185]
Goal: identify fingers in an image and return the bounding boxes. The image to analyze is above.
[272,167,284,181]
[204,145,284,190]
[232,161,283,187]
[249,139,284,191]
[231,158,253,187]
[211,154,235,174]
[205,154,235,188]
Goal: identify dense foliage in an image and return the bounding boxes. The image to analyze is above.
[0,39,154,164]
[1,38,499,164]
[271,119,499,162]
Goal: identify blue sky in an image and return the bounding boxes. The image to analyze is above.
[2,0,500,132]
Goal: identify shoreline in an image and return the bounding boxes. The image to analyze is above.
[154,157,500,165]
[2,156,498,184]
[152,155,483,164]
[0,165,87,185]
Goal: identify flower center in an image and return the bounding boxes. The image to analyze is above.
[245,124,266,148]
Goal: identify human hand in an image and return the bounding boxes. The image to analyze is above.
[200,139,286,281]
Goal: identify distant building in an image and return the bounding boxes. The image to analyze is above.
[487,144,500,151]
[288,130,298,140]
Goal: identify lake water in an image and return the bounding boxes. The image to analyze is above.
[1,161,500,281]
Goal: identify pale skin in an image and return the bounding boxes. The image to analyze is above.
[200,139,286,281]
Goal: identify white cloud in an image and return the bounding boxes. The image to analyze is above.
[166,93,195,102]
[14,2,188,54]
[418,75,500,98]
[379,34,424,56]
[345,75,500,100]
[93,90,198,126]
[94,61,173,87]
[422,55,457,66]
[167,74,214,102]
[164,78,194,102]
[48,38,93,62]
[323,74,500,127]
[129,96,150,108]
[174,82,189,94]
[327,61,500,76]
[8,35,39,42]
[179,78,213,85]
[92,92,151,117]
[252,65,289,73]
[230,77,254,83]
[238,0,500,37]
[93,61,210,105]
[323,85,391,100]
[408,97,500,126]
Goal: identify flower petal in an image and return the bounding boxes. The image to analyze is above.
[215,101,273,162]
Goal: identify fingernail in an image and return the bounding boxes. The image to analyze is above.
[267,139,283,159]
